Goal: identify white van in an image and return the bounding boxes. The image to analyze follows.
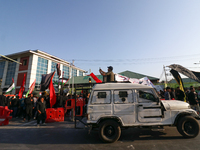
[86,83,200,143]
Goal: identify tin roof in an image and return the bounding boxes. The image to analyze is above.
[92,83,152,90]
[118,70,159,81]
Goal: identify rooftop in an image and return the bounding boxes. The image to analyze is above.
[92,82,153,90]
[118,70,159,81]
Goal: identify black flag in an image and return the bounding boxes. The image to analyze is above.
[170,69,186,101]
[40,72,55,91]
[56,63,61,77]
[168,64,200,83]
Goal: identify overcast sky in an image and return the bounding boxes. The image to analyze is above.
[1,0,200,80]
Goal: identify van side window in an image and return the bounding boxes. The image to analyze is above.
[92,91,111,104]
[114,90,133,104]
[98,92,106,98]
[138,89,156,102]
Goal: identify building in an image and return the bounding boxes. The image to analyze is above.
[0,50,86,94]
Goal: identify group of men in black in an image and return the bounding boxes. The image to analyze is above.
[0,92,47,126]
[162,86,200,113]
[0,90,90,126]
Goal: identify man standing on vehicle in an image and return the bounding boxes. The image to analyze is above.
[99,66,115,82]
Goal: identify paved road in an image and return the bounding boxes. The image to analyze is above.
[0,119,200,150]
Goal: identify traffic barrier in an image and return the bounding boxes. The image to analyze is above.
[0,106,13,126]
[161,98,175,100]
[64,98,86,117]
[45,108,64,123]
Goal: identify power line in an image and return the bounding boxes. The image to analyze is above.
[68,53,200,62]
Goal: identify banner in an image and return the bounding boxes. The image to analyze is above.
[49,72,56,108]
[115,74,155,88]
[18,74,26,99]
[115,74,130,82]
[56,63,61,77]
[139,77,156,88]
[40,72,55,91]
[170,69,186,102]
[5,78,15,94]
[25,79,36,97]
[168,64,200,83]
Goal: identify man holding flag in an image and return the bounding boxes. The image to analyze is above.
[40,71,56,108]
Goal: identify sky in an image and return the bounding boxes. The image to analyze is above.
[1,0,200,81]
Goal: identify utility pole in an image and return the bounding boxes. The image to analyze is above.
[163,65,168,88]
[72,60,74,94]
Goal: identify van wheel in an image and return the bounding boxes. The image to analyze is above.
[99,120,121,143]
[177,116,200,138]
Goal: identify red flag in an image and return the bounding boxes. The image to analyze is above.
[18,73,26,99]
[29,79,36,94]
[90,73,102,83]
[49,72,56,108]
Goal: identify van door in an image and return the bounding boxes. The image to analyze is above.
[137,89,162,123]
[113,90,135,125]
[87,90,112,121]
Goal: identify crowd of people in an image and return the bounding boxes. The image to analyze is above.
[159,86,200,113]
[0,91,90,126]
[1,84,200,125]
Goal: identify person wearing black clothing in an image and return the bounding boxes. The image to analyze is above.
[62,93,68,107]
[176,87,185,101]
[55,94,61,108]
[188,87,200,113]
[6,96,11,109]
[36,96,46,126]
[11,96,20,118]
[170,88,176,99]
[99,66,115,82]
[0,92,6,106]
[25,94,34,121]
[45,95,50,108]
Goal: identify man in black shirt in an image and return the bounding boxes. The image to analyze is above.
[25,94,34,121]
[0,92,6,106]
[11,96,20,118]
[36,96,46,126]
[188,87,200,113]
[99,66,115,82]
[176,87,185,101]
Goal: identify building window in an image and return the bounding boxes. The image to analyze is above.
[51,62,59,84]
[79,71,83,76]
[5,60,16,85]
[22,59,27,66]
[0,61,5,79]
[72,68,77,77]
[35,57,48,88]
[63,65,69,79]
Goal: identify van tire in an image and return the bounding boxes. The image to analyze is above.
[99,120,121,143]
[177,116,200,138]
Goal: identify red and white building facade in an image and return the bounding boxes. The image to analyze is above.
[0,50,85,94]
